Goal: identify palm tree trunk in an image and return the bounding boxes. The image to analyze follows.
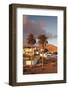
[42,45,44,69]
[42,55,43,68]
[42,43,45,68]
[31,45,33,68]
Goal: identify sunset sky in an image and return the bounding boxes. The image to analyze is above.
[23,15,57,46]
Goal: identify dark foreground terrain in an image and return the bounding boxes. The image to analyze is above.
[23,55,57,74]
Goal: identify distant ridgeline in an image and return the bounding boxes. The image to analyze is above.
[45,44,57,53]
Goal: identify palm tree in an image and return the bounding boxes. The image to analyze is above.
[27,33,36,47]
[38,34,48,68]
[27,33,36,66]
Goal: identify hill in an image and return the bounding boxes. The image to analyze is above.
[45,44,57,53]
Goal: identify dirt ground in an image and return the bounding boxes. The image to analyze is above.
[23,59,57,75]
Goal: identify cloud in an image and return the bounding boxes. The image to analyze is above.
[23,15,47,37]
[23,15,57,45]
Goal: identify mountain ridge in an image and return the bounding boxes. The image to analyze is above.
[45,44,57,53]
